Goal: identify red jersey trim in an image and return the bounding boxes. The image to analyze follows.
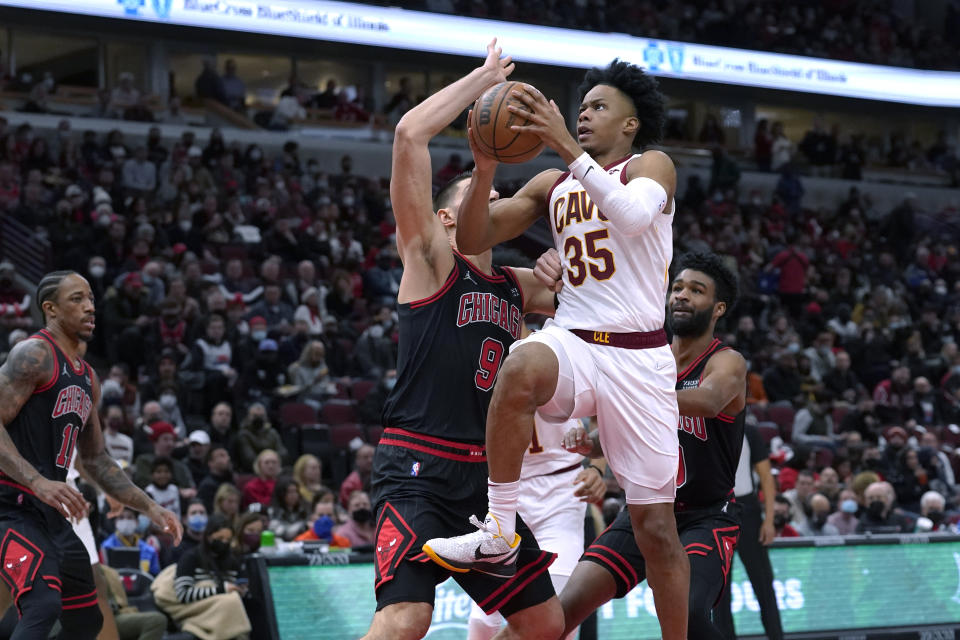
[476,549,555,613]
[407,264,459,309]
[500,267,525,312]
[583,551,634,589]
[452,251,506,283]
[30,336,58,394]
[38,330,85,374]
[677,338,721,381]
[378,439,487,463]
[382,428,486,453]
[546,171,571,207]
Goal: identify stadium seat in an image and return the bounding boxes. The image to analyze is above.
[116,568,156,613]
[756,421,780,445]
[330,423,365,448]
[279,402,317,427]
[767,404,796,441]
[351,380,376,403]
[333,381,351,400]
[748,405,769,423]
[813,447,834,468]
[321,401,357,425]
[831,406,849,426]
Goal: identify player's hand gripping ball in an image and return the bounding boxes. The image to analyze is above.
[471,81,545,164]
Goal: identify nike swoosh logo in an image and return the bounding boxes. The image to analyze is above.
[583,166,594,178]
[475,545,503,560]
[656,361,670,370]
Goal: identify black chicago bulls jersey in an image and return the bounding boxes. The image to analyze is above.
[381,252,524,444]
[675,338,744,508]
[0,330,94,502]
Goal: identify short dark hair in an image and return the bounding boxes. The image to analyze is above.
[673,252,739,316]
[36,270,78,320]
[151,456,174,473]
[577,59,666,148]
[432,173,472,212]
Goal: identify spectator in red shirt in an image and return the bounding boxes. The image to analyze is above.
[338,443,374,508]
[768,237,810,315]
[242,448,280,509]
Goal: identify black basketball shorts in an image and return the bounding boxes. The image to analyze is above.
[0,499,98,614]
[583,500,741,605]
[371,430,557,618]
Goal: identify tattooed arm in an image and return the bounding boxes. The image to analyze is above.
[78,370,183,544]
[0,338,88,519]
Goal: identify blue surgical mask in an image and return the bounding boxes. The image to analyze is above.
[137,514,152,534]
[187,514,208,533]
[841,499,858,514]
[251,330,267,342]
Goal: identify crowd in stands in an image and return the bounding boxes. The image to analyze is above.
[0,74,959,630]
[742,117,959,184]
[390,0,960,71]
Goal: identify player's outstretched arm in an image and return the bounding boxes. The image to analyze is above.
[0,339,87,520]
[78,371,183,544]
[676,349,747,418]
[392,38,512,272]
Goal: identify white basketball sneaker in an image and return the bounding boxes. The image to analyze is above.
[422,513,521,578]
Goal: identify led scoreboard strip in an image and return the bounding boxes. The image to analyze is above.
[250,534,960,639]
[1,0,959,107]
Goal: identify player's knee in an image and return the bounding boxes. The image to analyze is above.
[632,512,681,557]
[497,347,557,404]
[507,599,565,640]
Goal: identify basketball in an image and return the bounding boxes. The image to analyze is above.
[471,81,545,164]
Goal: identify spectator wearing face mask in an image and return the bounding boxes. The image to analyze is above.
[773,495,800,538]
[856,481,912,534]
[916,491,954,533]
[236,405,286,472]
[152,514,251,639]
[234,512,265,555]
[170,499,209,563]
[827,488,861,535]
[295,491,351,547]
[101,507,161,576]
[334,490,375,548]
[235,338,286,408]
[797,493,840,536]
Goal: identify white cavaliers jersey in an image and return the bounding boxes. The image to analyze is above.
[521,413,583,480]
[549,153,675,333]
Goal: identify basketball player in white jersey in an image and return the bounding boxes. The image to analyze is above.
[423,59,688,639]
[466,414,605,640]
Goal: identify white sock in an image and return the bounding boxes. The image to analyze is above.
[487,478,520,540]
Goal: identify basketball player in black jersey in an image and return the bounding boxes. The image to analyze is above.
[361,40,563,640]
[553,251,745,639]
[0,271,182,639]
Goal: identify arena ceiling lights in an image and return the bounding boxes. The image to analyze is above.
[5,0,960,107]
